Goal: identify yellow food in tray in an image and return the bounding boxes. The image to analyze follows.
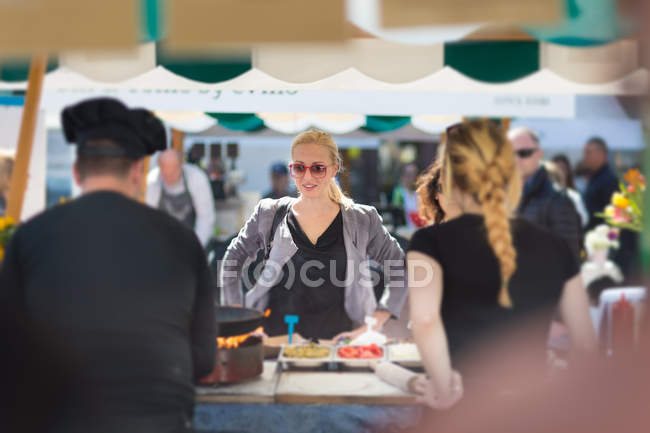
[283,343,331,359]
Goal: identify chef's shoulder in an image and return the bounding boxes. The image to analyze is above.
[3,200,78,257]
[7,198,73,239]
[135,197,205,250]
[15,194,201,253]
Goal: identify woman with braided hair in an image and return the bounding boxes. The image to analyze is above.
[407,120,596,410]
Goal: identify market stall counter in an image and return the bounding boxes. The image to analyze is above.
[194,347,423,433]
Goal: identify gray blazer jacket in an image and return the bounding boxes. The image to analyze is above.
[220,197,407,323]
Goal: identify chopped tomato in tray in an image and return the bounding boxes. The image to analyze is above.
[337,344,383,359]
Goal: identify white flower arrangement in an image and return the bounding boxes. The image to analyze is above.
[584,224,620,257]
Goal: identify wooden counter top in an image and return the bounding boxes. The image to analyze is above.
[196,361,417,406]
[196,361,280,404]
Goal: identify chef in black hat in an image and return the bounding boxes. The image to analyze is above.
[0,98,216,433]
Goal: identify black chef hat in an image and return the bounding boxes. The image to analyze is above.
[61,98,166,159]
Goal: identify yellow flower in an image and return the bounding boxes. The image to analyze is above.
[0,246,4,262]
[605,205,616,217]
[612,193,630,209]
[0,216,14,231]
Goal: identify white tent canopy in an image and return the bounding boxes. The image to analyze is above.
[6,65,648,119]
[0,36,645,120]
[6,64,646,93]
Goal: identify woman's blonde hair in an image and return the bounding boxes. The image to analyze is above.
[442,119,522,308]
[0,150,15,199]
[291,129,354,209]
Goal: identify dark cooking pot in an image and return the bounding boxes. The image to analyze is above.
[201,307,266,384]
[215,306,265,337]
[200,336,264,384]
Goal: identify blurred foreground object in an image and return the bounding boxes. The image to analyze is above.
[382,0,561,27]
[0,0,138,53]
[167,0,345,49]
[411,312,650,433]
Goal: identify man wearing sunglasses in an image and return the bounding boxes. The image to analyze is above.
[508,127,582,259]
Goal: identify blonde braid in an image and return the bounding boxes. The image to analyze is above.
[478,163,517,308]
[444,119,521,308]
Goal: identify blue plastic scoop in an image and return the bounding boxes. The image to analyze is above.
[285,315,299,344]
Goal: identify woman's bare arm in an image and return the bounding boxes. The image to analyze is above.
[558,274,597,355]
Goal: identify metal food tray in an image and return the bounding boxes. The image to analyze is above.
[333,344,387,367]
[278,344,335,367]
[386,343,422,368]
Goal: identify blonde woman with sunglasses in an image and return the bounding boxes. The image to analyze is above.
[221,129,407,341]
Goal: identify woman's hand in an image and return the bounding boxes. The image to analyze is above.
[333,310,392,343]
[413,371,463,410]
[333,326,366,344]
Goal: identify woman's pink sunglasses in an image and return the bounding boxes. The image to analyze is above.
[289,163,330,179]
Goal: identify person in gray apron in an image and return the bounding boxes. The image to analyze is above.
[158,169,197,230]
[146,149,216,247]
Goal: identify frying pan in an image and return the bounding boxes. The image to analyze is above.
[216,306,265,337]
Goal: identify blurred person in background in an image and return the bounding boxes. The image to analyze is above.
[186,143,205,168]
[382,160,449,340]
[550,154,577,190]
[263,161,297,200]
[508,127,582,259]
[146,148,216,247]
[580,137,619,231]
[392,162,420,227]
[207,158,227,201]
[546,159,589,227]
[0,98,216,433]
[221,129,407,341]
[573,162,591,194]
[0,149,14,216]
[407,120,595,410]
[579,137,639,278]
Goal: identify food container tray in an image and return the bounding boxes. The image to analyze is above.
[386,343,422,367]
[279,343,335,367]
[334,344,387,367]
